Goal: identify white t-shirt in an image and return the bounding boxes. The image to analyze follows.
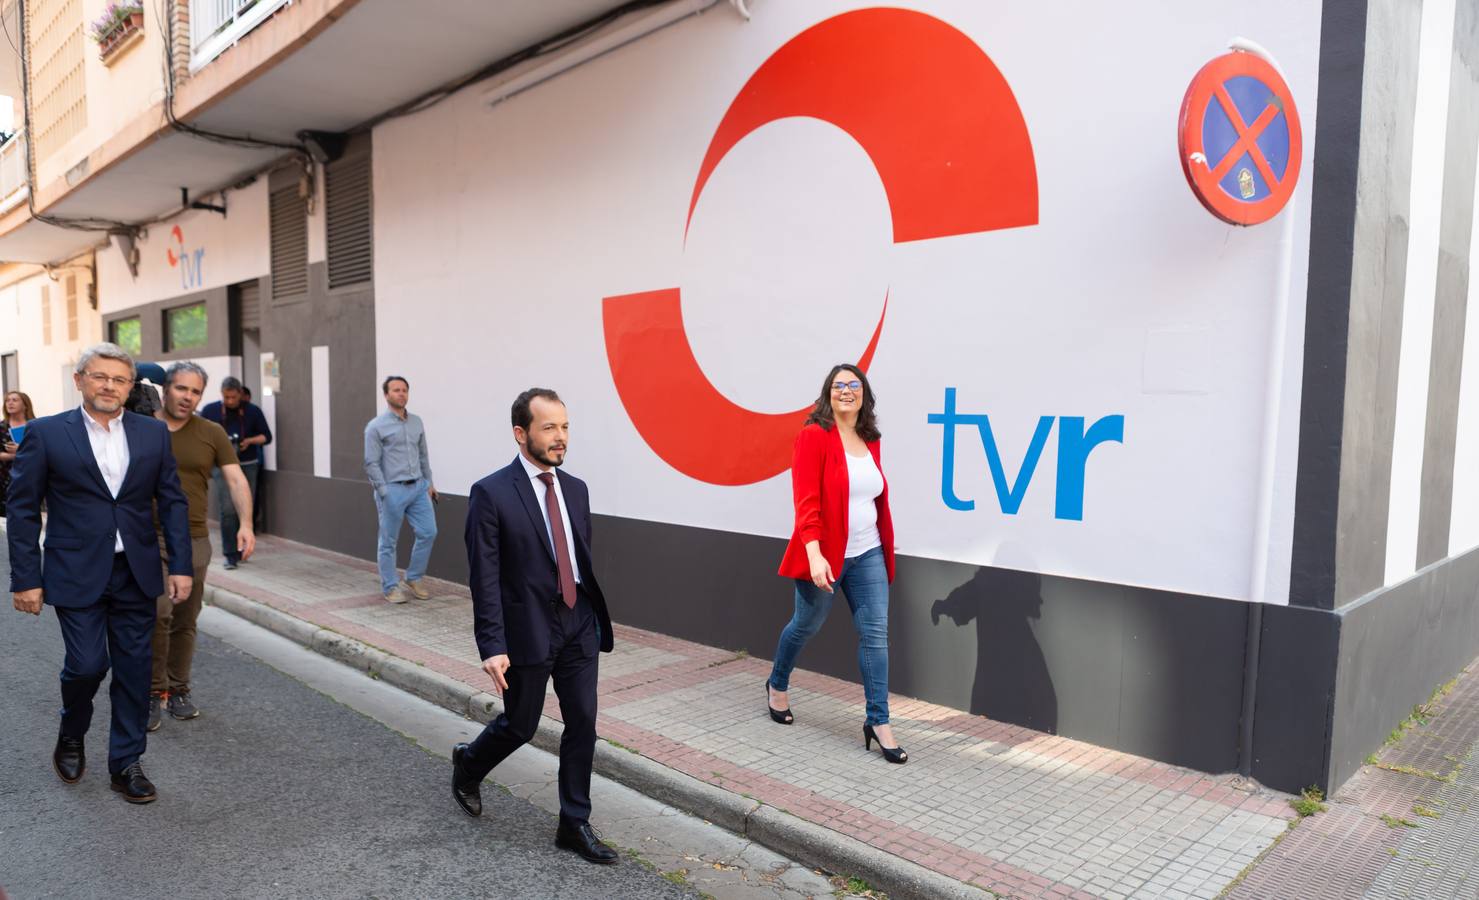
[844,450,884,559]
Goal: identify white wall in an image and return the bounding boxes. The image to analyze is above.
[96,179,270,312]
[372,1,1320,603]
[0,265,102,417]
[1385,0,1456,585]
[1447,154,1479,554]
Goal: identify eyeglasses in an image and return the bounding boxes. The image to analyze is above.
[83,372,134,388]
[831,380,863,393]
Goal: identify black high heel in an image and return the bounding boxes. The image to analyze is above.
[863,724,908,764]
[766,682,794,725]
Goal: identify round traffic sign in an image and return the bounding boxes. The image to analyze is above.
[1179,51,1302,225]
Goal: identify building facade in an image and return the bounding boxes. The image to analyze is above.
[0,0,1476,795]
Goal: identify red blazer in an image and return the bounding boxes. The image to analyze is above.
[778,423,896,584]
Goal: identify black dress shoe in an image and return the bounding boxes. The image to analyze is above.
[451,743,482,817]
[53,735,85,784]
[109,762,157,804]
[555,821,619,865]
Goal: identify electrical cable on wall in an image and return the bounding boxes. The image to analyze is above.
[14,0,133,239]
[5,0,737,265]
[347,0,674,133]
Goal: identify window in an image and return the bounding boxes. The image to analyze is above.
[326,151,372,289]
[270,183,308,299]
[65,274,78,341]
[165,302,207,350]
[111,316,141,356]
[40,285,52,345]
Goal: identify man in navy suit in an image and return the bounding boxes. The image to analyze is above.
[8,343,192,804]
[452,388,618,864]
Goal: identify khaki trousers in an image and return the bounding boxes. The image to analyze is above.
[152,536,212,695]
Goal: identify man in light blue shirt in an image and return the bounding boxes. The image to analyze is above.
[364,375,438,603]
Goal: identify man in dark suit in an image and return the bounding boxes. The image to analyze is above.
[452,388,617,864]
[8,343,193,804]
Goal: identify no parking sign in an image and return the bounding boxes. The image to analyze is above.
[1179,51,1302,226]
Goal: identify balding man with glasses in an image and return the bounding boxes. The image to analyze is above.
[7,342,192,804]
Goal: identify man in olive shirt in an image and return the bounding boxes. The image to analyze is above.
[149,362,257,730]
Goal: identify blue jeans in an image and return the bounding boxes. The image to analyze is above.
[768,546,891,725]
[375,479,437,593]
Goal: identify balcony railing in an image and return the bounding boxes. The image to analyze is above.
[0,129,29,215]
[190,0,292,73]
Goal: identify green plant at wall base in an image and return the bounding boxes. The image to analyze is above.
[830,874,888,899]
[1288,786,1327,817]
[1375,762,1456,783]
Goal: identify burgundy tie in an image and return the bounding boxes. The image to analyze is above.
[538,472,578,609]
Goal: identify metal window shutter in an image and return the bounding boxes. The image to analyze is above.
[270,185,309,299]
[326,153,372,289]
[239,280,261,329]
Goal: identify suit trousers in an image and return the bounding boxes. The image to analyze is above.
[53,552,156,774]
[464,590,600,826]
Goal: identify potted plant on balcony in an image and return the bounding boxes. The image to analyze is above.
[90,2,145,63]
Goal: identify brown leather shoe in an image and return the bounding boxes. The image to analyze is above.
[406,580,431,600]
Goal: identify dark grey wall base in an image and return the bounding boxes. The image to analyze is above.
[261,470,1479,795]
[1329,545,1479,788]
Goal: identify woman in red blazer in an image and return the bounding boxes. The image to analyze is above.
[766,364,906,764]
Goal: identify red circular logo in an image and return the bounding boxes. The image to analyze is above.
[1179,51,1303,226]
[602,8,1039,485]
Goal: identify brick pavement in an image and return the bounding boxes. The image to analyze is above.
[199,532,1316,899]
[1228,662,1479,899]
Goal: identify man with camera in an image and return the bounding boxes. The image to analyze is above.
[200,375,271,570]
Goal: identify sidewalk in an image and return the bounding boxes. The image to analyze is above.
[199,529,1479,892]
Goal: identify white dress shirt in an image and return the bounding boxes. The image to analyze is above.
[80,405,130,552]
[518,452,581,584]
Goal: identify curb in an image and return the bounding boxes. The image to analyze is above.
[204,585,991,900]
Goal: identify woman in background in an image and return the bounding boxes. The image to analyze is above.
[0,390,36,517]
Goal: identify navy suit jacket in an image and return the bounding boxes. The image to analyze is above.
[465,457,614,666]
[6,408,192,606]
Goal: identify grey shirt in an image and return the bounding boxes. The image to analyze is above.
[364,409,433,497]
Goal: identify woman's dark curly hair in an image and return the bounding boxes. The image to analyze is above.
[803,363,880,442]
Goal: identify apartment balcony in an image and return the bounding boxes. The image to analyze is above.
[0,0,645,265]
[190,0,293,74]
[0,130,27,216]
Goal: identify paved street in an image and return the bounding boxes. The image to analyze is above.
[0,611,696,897]
[8,524,1479,899]
[206,533,1294,899]
[199,530,1479,899]
[0,539,843,899]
